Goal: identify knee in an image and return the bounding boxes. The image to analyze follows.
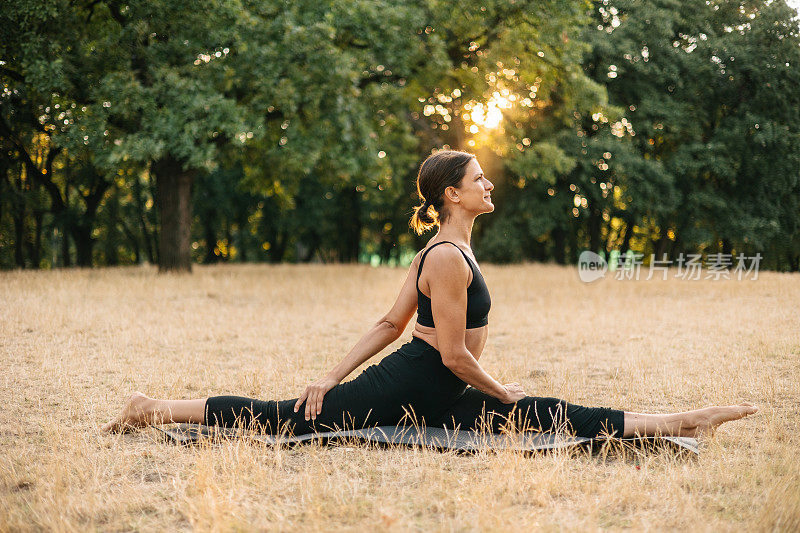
[513,397,569,433]
[562,403,624,439]
[519,397,568,418]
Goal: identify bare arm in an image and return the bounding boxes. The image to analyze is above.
[325,319,402,383]
[324,253,422,381]
[425,246,516,402]
[295,252,423,420]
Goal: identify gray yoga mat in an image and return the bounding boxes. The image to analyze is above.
[156,423,700,456]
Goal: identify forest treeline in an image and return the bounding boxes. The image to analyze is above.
[2,0,799,271]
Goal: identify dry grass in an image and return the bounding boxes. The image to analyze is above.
[0,263,798,531]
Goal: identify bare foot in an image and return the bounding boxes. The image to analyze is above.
[101,392,156,433]
[686,402,759,439]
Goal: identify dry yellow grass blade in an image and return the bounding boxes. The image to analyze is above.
[0,263,798,530]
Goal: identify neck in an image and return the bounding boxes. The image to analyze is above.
[434,211,476,247]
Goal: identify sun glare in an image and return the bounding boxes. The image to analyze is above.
[467,92,513,130]
[420,72,538,145]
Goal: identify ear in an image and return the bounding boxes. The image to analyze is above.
[444,185,460,204]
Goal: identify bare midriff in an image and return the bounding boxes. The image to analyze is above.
[411,323,488,361]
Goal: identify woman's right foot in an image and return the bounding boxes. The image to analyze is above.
[685,402,759,438]
[101,392,155,433]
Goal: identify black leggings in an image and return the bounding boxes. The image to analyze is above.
[205,337,625,439]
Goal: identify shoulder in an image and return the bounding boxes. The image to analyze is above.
[410,249,424,270]
[422,244,470,279]
[410,237,443,268]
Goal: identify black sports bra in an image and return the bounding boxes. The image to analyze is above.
[416,241,491,329]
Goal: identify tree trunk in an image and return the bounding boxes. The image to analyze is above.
[722,238,732,255]
[271,227,288,263]
[620,216,633,256]
[653,234,670,259]
[553,226,566,265]
[61,211,72,268]
[566,221,578,265]
[104,190,120,266]
[11,167,27,268]
[72,224,94,266]
[203,217,218,263]
[0,172,4,231]
[588,208,601,253]
[29,209,44,267]
[59,162,72,267]
[72,171,110,268]
[237,214,248,262]
[120,219,141,264]
[302,236,320,262]
[224,222,233,261]
[13,212,25,268]
[379,231,394,263]
[133,176,155,264]
[153,156,195,272]
[344,186,361,262]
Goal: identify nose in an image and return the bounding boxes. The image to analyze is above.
[485,178,494,192]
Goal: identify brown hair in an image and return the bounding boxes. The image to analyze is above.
[409,149,476,235]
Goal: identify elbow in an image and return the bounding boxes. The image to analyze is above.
[440,349,467,373]
[379,318,402,339]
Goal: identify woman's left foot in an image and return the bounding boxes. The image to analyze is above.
[687,402,759,438]
[101,392,155,433]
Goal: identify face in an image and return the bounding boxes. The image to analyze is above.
[446,158,494,214]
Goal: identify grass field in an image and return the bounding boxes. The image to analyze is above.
[1,263,798,531]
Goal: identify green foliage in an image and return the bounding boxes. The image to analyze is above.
[2,0,799,270]
[482,0,800,268]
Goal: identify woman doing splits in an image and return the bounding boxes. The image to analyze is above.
[103,150,758,440]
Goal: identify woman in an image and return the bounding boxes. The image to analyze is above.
[103,150,758,440]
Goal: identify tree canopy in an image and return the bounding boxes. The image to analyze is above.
[2,0,799,270]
